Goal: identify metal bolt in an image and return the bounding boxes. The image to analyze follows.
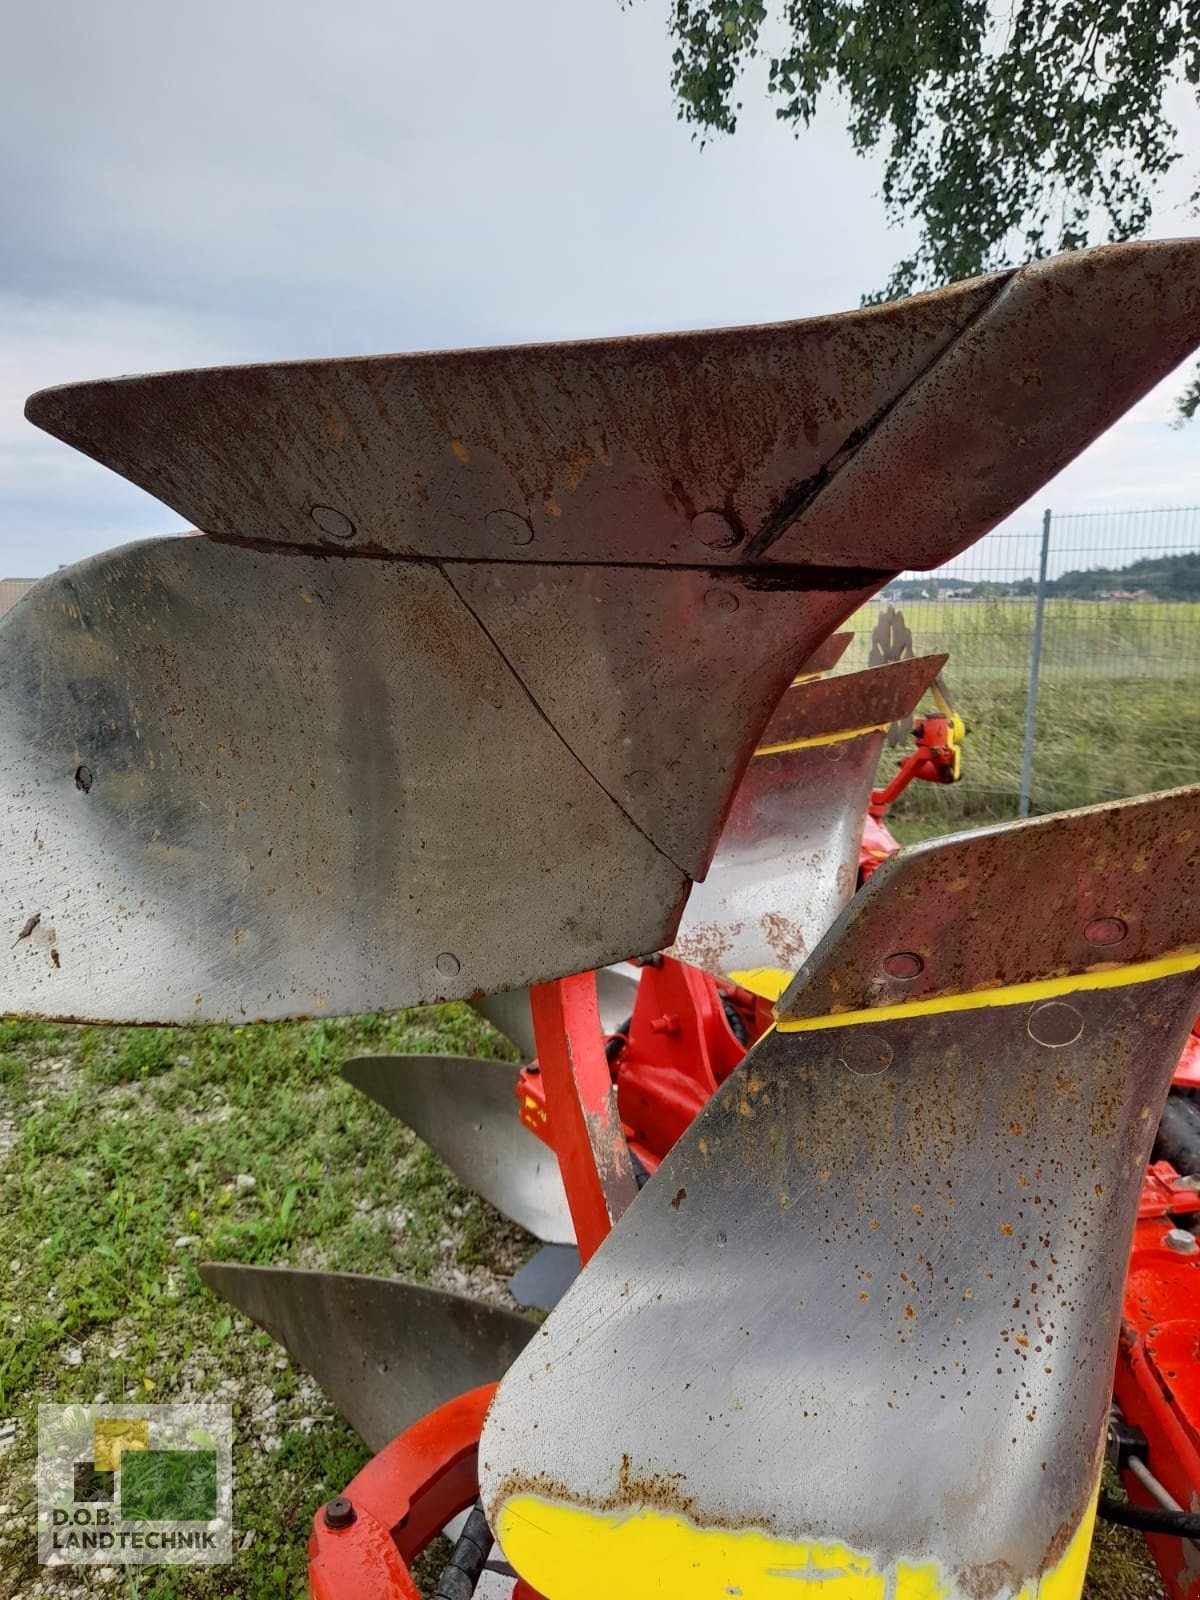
[485,509,534,546]
[1165,1228,1199,1255]
[1084,916,1128,948]
[704,588,739,614]
[689,510,740,551]
[823,743,845,762]
[1027,1000,1084,1048]
[323,1496,356,1529]
[625,769,652,793]
[649,1014,681,1036]
[435,952,461,979]
[883,952,924,981]
[837,1032,894,1077]
[310,505,356,542]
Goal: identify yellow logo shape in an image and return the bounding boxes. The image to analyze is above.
[93,1418,149,1473]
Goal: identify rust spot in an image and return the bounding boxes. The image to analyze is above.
[759,911,806,967]
[671,1188,687,1211]
[13,913,41,945]
[955,1558,1015,1600]
[494,1454,771,1533]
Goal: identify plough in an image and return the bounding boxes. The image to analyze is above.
[6,239,1200,1600]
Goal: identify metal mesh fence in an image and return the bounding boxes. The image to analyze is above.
[841,506,1200,838]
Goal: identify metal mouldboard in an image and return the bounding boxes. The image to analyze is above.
[480,786,1200,1600]
[342,1054,574,1244]
[199,1264,532,1455]
[669,654,945,975]
[6,241,1200,1025]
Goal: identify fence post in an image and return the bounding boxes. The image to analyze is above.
[1018,508,1052,819]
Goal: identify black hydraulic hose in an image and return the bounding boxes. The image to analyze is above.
[1098,1494,1200,1540]
[720,993,750,1046]
[605,1017,632,1066]
[433,1502,492,1600]
[1153,1090,1200,1176]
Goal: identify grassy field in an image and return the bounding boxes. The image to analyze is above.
[0,1009,529,1600]
[848,596,1200,839]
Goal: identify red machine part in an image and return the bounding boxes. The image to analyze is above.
[526,974,639,1262]
[1175,1023,1200,1090]
[308,1385,539,1600]
[859,813,900,880]
[1113,1163,1200,1600]
[869,711,961,820]
[518,957,769,1178]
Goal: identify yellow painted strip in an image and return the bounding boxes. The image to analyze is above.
[779,948,1200,1033]
[496,1483,1098,1600]
[728,967,793,1002]
[789,670,822,685]
[755,722,887,758]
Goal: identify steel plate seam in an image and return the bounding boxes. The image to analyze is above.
[436,560,694,878]
[740,269,1016,561]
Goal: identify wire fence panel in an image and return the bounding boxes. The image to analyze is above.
[841,506,1200,839]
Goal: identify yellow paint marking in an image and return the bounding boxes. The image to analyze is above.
[755,722,888,757]
[779,949,1200,1033]
[496,1485,1097,1600]
[729,967,793,1002]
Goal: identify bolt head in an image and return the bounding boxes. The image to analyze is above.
[1084,916,1128,948]
[1165,1228,1198,1255]
[486,509,534,546]
[435,952,461,979]
[689,510,740,551]
[310,505,356,542]
[883,951,923,981]
[323,1497,356,1529]
[836,1032,894,1077]
[1027,1000,1084,1049]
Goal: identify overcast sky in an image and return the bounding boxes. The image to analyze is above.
[3,0,1198,580]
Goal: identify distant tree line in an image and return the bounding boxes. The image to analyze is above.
[885,551,1200,603]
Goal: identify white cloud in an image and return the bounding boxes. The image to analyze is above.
[2,0,1198,576]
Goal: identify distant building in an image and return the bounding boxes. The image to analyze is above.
[0,578,35,619]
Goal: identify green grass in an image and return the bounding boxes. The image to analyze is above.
[121,1451,218,1522]
[0,1007,525,1599]
[850,597,1200,839]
